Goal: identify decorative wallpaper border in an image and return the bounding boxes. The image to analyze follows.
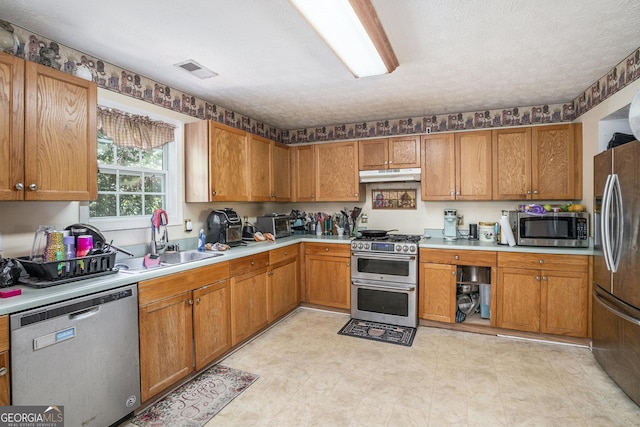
[2,21,638,145]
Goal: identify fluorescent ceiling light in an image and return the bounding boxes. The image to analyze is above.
[291,0,398,78]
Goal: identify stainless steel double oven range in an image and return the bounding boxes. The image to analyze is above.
[350,234,421,328]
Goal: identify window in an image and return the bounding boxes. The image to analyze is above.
[82,97,183,231]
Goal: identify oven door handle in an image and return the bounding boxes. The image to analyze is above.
[351,252,416,261]
[351,280,416,292]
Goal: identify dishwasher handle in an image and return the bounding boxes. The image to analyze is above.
[69,306,100,321]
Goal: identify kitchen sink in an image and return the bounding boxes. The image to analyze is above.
[114,250,223,273]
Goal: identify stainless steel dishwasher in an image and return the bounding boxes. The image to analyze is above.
[10,284,140,427]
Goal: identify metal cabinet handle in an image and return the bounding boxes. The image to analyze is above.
[29,183,37,191]
[454,255,459,260]
[451,271,456,276]
[0,367,6,376]
[536,276,540,281]
[542,276,547,281]
[15,182,24,190]
[284,251,288,256]
[211,191,217,196]
[251,261,255,266]
[533,190,539,195]
[196,297,201,303]
[188,299,194,305]
[527,190,532,194]
[325,248,329,252]
[450,191,455,195]
[539,259,544,264]
[456,191,460,196]
[346,263,350,267]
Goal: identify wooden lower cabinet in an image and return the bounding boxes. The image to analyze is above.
[304,244,350,309]
[496,253,590,337]
[0,315,9,405]
[268,257,299,322]
[139,291,194,402]
[193,280,231,371]
[231,267,269,346]
[419,263,457,323]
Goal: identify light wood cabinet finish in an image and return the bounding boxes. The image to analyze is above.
[316,141,364,201]
[139,291,194,402]
[184,121,250,202]
[272,141,292,201]
[421,131,492,200]
[497,252,589,337]
[193,279,231,370]
[359,136,420,170]
[493,124,582,200]
[268,255,299,322]
[229,252,269,277]
[0,52,97,201]
[231,267,269,346]
[293,145,316,201]
[249,136,292,201]
[420,248,497,267]
[304,243,350,309]
[419,262,457,323]
[0,316,9,406]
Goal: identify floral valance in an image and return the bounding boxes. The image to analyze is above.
[97,106,176,150]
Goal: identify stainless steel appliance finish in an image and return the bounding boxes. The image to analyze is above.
[256,214,292,238]
[593,140,640,406]
[206,208,243,246]
[508,211,589,247]
[350,234,420,328]
[11,284,140,427]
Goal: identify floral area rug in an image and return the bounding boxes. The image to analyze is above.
[131,365,258,427]
[338,318,416,347]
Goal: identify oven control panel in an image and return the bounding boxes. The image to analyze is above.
[351,241,417,253]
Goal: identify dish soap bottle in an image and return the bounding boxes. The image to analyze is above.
[198,229,206,252]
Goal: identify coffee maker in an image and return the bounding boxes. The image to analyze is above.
[443,209,458,241]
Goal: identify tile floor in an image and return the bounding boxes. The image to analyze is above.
[132,308,640,426]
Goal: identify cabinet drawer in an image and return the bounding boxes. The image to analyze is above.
[230,252,269,276]
[139,262,230,306]
[498,252,589,272]
[304,243,350,257]
[420,248,497,267]
[269,245,298,265]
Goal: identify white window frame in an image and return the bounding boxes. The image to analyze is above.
[80,97,184,231]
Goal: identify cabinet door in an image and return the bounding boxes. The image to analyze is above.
[0,52,24,201]
[193,279,231,371]
[492,128,532,200]
[388,136,420,168]
[0,352,8,406]
[532,124,575,200]
[419,263,456,323]
[421,133,455,200]
[540,270,588,337]
[359,138,388,170]
[305,254,350,309]
[249,134,272,201]
[24,61,97,201]
[497,268,541,333]
[272,142,292,201]
[456,131,492,200]
[184,121,210,202]
[316,141,362,201]
[231,269,268,346]
[139,292,194,402]
[268,258,299,322]
[293,145,316,201]
[209,122,250,201]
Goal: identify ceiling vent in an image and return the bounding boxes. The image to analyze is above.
[174,60,218,79]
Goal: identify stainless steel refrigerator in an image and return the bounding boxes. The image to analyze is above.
[593,139,640,406]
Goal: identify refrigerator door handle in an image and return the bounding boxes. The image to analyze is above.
[601,174,614,272]
[593,289,640,327]
[610,174,623,273]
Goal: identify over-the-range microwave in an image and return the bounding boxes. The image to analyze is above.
[508,211,589,248]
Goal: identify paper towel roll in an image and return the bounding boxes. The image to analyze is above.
[499,216,516,247]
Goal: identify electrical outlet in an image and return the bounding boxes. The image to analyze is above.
[184,219,193,232]
[457,215,464,226]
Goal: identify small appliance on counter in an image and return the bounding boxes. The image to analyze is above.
[206,208,244,246]
[242,222,256,241]
[256,213,292,238]
[443,209,458,241]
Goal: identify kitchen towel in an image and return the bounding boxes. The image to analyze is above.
[499,215,516,247]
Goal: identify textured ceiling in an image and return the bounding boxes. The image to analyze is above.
[2,0,640,130]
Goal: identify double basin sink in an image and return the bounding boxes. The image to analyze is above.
[114,250,223,273]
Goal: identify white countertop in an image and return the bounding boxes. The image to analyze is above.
[0,233,593,316]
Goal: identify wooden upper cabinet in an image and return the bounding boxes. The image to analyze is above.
[315,141,364,202]
[421,133,456,200]
[0,52,97,201]
[493,124,582,200]
[421,131,491,200]
[492,127,532,200]
[249,134,272,201]
[185,121,250,202]
[532,124,581,200]
[359,136,420,170]
[271,142,291,201]
[293,145,316,201]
